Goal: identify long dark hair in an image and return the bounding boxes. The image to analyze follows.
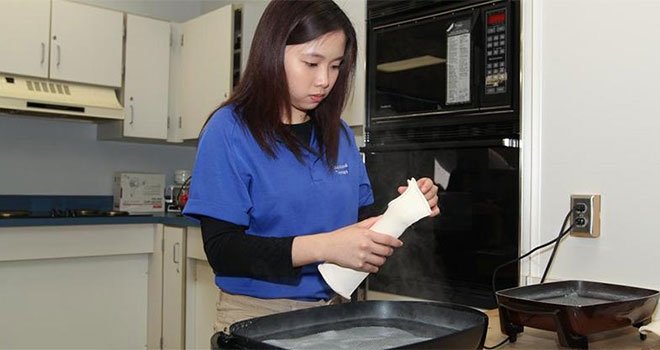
[206,0,357,167]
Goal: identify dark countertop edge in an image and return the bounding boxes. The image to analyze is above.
[0,213,199,228]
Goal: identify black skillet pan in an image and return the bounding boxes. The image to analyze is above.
[211,300,488,349]
[496,280,660,348]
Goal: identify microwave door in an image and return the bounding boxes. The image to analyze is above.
[370,10,481,120]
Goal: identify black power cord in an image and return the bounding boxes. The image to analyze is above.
[540,210,574,283]
[484,336,512,350]
[483,207,577,349]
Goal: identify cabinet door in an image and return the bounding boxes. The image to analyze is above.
[335,0,366,127]
[180,4,233,140]
[124,15,170,139]
[185,227,218,348]
[50,0,123,87]
[163,226,186,349]
[147,225,164,350]
[0,0,50,78]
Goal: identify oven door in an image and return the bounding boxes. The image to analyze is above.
[363,139,519,309]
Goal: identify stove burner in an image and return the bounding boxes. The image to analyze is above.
[74,209,102,217]
[103,210,130,217]
[0,209,142,219]
[0,210,32,218]
[50,209,130,217]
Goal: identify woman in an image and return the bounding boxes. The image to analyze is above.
[183,0,440,332]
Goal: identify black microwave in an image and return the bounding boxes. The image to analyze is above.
[366,0,520,130]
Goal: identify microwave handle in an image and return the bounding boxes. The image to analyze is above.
[361,138,519,152]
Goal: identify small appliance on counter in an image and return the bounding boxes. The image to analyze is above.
[113,172,165,213]
[496,280,660,348]
[165,169,191,213]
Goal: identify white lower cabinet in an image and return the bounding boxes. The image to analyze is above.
[158,226,217,350]
[162,225,187,349]
[185,227,218,349]
[0,224,216,350]
[0,224,156,349]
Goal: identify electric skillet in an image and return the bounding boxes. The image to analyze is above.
[212,300,488,349]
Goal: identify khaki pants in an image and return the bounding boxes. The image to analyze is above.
[214,290,345,333]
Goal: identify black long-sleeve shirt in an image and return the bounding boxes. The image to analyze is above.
[199,206,377,283]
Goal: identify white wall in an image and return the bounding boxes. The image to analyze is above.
[0,114,195,195]
[524,0,660,293]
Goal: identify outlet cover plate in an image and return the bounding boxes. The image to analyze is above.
[570,194,601,238]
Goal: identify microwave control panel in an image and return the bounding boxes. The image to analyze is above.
[485,8,508,95]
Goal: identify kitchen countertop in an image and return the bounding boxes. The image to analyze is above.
[0,212,197,228]
[0,195,198,228]
[484,308,660,349]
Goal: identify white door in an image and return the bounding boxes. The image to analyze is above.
[180,4,233,140]
[0,0,51,78]
[124,15,170,140]
[50,0,123,87]
[163,226,186,349]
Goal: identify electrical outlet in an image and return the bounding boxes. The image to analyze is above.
[570,194,601,237]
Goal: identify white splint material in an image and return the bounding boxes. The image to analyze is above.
[318,178,432,299]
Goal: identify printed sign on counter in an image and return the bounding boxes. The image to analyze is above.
[113,172,165,213]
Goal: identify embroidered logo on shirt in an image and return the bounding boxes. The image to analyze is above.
[334,163,349,175]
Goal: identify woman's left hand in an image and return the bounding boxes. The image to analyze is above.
[398,177,440,217]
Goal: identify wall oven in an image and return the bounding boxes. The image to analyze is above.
[364,0,520,309]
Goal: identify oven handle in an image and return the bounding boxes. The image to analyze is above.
[361,138,519,152]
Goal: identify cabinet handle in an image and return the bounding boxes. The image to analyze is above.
[173,242,180,263]
[56,44,61,67]
[129,104,134,125]
[40,42,45,64]
[173,242,180,273]
[172,242,181,273]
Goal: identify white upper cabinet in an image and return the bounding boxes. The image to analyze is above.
[0,0,51,78]
[0,0,123,87]
[179,4,233,140]
[50,0,124,87]
[335,0,366,127]
[123,14,170,139]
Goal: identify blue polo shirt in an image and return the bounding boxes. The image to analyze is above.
[183,105,373,300]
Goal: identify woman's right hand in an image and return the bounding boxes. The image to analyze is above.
[320,217,403,273]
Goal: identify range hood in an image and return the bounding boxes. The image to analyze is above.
[0,74,123,120]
